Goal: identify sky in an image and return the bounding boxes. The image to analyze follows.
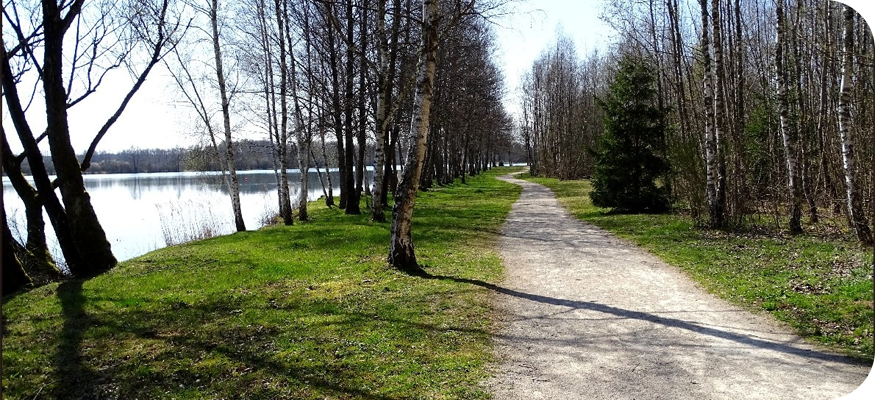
[4,0,874,153]
[491,0,614,117]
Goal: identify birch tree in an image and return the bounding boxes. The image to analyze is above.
[388,0,440,270]
[700,0,722,229]
[836,5,872,244]
[775,0,803,233]
[167,0,246,232]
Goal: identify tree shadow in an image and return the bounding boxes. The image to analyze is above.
[53,279,100,399]
[41,285,476,399]
[409,270,873,367]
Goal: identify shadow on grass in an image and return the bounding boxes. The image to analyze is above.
[44,285,476,399]
[54,280,100,399]
[410,270,872,367]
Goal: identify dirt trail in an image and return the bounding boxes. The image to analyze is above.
[489,174,871,399]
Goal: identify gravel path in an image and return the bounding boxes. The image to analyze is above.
[489,174,872,400]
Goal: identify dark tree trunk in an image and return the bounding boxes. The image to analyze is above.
[42,0,116,276]
[1,135,60,281]
[3,206,32,295]
[324,1,348,210]
[343,0,360,215]
[2,51,84,273]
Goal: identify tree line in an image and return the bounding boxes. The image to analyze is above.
[522,0,874,245]
[15,141,372,175]
[3,0,512,293]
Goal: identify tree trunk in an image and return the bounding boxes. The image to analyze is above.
[372,0,392,222]
[710,0,728,226]
[356,0,370,206]
[324,0,347,210]
[211,0,245,232]
[1,134,59,281]
[319,116,336,207]
[700,0,722,229]
[343,0,360,215]
[1,48,83,273]
[776,0,803,233]
[42,0,117,276]
[837,5,872,244]
[3,204,32,294]
[389,0,439,271]
[273,0,294,225]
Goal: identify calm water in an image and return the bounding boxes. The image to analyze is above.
[3,169,370,263]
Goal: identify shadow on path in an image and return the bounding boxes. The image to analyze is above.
[410,270,871,367]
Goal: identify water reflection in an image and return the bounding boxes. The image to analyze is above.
[2,169,371,263]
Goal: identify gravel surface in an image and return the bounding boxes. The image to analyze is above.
[489,174,872,400]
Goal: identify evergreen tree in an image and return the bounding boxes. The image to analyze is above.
[590,56,671,213]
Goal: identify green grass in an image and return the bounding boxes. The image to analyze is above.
[522,174,874,360]
[2,168,522,400]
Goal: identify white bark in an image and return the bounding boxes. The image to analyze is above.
[837,5,872,244]
[273,0,294,225]
[210,0,246,232]
[389,0,439,270]
[776,0,803,233]
[372,0,390,222]
[700,0,720,228]
[710,0,727,225]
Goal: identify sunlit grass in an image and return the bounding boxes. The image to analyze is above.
[2,168,522,400]
[523,174,874,360]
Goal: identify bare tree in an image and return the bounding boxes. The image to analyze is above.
[2,0,182,277]
[699,0,722,229]
[775,0,803,233]
[836,5,872,244]
[388,0,440,270]
[167,0,246,232]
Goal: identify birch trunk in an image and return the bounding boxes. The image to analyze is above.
[837,5,872,244]
[710,0,728,225]
[210,0,245,232]
[273,0,294,225]
[356,0,370,204]
[372,0,391,222]
[700,0,721,229]
[278,0,310,222]
[258,1,284,222]
[319,115,336,207]
[389,0,439,271]
[776,0,803,233]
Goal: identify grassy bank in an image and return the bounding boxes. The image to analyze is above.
[2,168,521,399]
[522,175,874,360]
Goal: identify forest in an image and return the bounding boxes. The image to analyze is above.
[3,0,513,290]
[521,0,875,245]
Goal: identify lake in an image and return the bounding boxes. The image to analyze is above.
[3,169,371,264]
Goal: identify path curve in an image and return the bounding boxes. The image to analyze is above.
[489,174,871,399]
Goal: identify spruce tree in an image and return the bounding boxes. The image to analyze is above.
[590,56,671,213]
